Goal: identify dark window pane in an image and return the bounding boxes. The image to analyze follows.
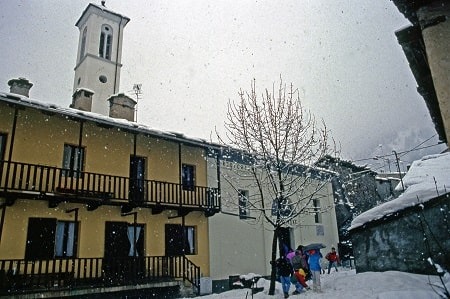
[0,133,6,161]
[62,144,84,178]
[99,32,105,57]
[238,189,249,219]
[55,221,78,257]
[182,164,195,191]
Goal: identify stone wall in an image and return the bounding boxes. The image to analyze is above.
[350,193,450,275]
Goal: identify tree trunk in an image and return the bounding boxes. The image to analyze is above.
[268,226,279,295]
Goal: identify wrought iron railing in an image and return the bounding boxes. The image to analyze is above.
[0,255,200,295]
[0,160,220,211]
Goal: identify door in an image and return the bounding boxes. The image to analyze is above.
[165,224,184,257]
[129,156,145,202]
[278,227,292,256]
[104,222,145,283]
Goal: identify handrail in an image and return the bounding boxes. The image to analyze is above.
[181,255,201,294]
[0,160,219,211]
[0,255,201,295]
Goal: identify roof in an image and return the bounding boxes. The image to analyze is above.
[75,3,130,27]
[349,152,450,230]
[0,92,217,150]
[390,0,435,24]
[208,146,336,181]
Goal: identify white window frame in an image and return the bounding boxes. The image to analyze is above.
[99,24,112,60]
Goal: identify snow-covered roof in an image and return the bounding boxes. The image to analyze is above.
[0,92,216,149]
[349,152,450,230]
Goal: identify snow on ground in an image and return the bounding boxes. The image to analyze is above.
[183,267,450,298]
[350,152,450,230]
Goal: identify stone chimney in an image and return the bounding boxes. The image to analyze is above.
[108,93,137,122]
[71,88,94,112]
[8,77,33,97]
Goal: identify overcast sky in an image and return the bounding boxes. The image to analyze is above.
[0,0,446,172]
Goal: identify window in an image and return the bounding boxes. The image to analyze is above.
[55,221,78,257]
[99,24,112,60]
[313,199,322,223]
[271,197,292,217]
[99,75,107,83]
[0,133,6,161]
[62,144,85,178]
[126,224,143,257]
[25,218,78,260]
[238,189,249,219]
[165,224,196,256]
[182,164,195,191]
[104,222,144,259]
[80,27,87,60]
[184,226,196,255]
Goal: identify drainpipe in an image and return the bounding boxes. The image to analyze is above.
[178,143,186,255]
[76,122,84,194]
[215,152,221,208]
[133,133,137,156]
[179,143,182,207]
[1,107,19,243]
[0,206,5,244]
[4,107,19,194]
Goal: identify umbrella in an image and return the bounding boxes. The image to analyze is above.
[303,243,326,251]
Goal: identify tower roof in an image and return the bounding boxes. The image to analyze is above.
[75,3,130,28]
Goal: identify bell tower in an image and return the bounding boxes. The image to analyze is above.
[72,3,130,116]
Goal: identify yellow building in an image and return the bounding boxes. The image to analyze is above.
[0,81,220,296]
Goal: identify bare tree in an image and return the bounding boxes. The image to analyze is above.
[219,77,336,295]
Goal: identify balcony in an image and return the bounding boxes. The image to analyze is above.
[0,160,220,215]
[0,255,200,296]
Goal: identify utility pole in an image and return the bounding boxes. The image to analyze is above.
[393,150,405,191]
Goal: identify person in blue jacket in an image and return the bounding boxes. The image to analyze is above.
[306,249,323,292]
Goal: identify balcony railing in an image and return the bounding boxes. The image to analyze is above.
[0,160,220,212]
[0,255,200,295]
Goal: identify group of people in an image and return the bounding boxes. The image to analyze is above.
[275,245,340,298]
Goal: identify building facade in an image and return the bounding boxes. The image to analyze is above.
[206,149,339,291]
[0,84,220,296]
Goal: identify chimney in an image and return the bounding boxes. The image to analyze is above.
[8,77,33,97]
[108,93,137,122]
[71,88,94,112]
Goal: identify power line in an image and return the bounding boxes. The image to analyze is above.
[399,134,439,158]
[349,138,444,165]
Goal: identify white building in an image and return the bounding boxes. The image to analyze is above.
[206,148,339,291]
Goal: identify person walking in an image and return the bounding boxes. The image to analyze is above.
[292,267,311,294]
[275,255,294,298]
[307,249,323,293]
[325,247,340,274]
[290,249,310,294]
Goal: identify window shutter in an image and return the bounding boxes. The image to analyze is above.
[25,218,56,260]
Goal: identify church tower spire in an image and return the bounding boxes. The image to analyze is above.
[72,3,130,116]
